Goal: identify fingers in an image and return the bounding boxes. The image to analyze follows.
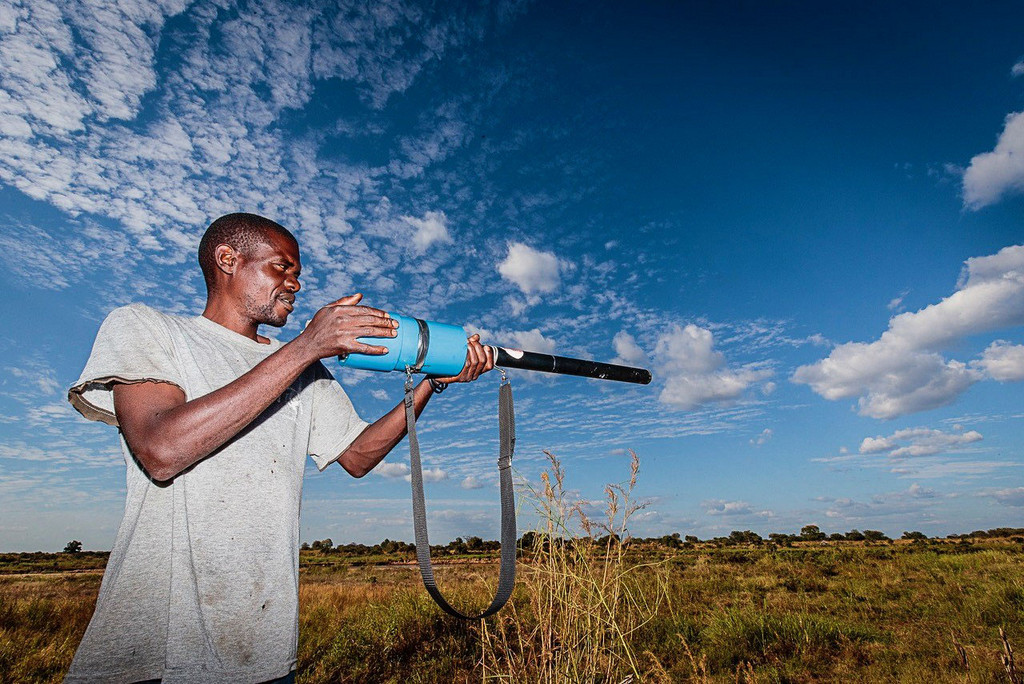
[458,334,491,382]
[352,325,398,338]
[324,294,392,320]
[341,314,399,332]
[302,296,400,360]
[321,294,393,323]
[328,293,362,306]
[483,341,495,372]
[357,343,391,356]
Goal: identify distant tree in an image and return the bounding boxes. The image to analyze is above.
[769,533,793,546]
[685,535,700,544]
[845,529,866,541]
[518,531,538,551]
[828,533,845,541]
[300,542,310,551]
[729,530,763,545]
[659,534,682,549]
[987,527,1024,538]
[63,540,82,554]
[311,538,333,552]
[800,525,826,541]
[466,536,483,552]
[902,531,928,541]
[863,530,889,542]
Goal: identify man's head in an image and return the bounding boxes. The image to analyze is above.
[198,213,302,328]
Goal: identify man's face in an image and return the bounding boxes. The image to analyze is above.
[235,231,302,328]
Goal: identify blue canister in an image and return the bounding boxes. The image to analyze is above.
[335,312,468,378]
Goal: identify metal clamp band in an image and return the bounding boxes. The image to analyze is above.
[411,318,430,372]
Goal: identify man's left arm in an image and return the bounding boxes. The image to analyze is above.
[336,334,493,477]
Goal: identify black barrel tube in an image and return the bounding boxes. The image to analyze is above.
[490,347,652,385]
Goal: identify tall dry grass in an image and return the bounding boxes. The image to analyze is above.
[479,450,670,682]
[0,573,99,682]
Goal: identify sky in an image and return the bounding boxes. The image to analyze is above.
[0,0,1022,551]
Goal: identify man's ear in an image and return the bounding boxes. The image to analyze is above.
[214,244,239,275]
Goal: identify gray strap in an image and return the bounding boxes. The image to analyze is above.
[404,375,516,619]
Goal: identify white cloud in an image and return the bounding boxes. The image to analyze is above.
[859,436,896,454]
[421,467,448,482]
[904,483,938,499]
[0,0,503,309]
[4,360,60,396]
[497,242,563,295]
[963,111,1024,209]
[612,331,647,366]
[460,475,484,489]
[1012,60,1024,78]
[991,487,1024,506]
[655,324,772,410]
[505,328,556,354]
[793,245,1024,418]
[888,458,1017,479]
[887,290,908,312]
[469,324,557,355]
[858,427,983,458]
[703,499,773,518]
[375,462,410,478]
[370,389,390,401]
[977,341,1024,381]
[750,428,773,447]
[815,483,949,527]
[373,461,446,482]
[401,210,452,254]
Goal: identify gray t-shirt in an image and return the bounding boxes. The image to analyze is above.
[66,303,368,683]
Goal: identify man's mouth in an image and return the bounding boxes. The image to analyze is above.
[277,295,295,312]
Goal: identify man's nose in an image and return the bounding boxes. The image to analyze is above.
[286,275,301,293]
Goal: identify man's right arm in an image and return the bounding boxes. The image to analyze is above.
[113,297,397,482]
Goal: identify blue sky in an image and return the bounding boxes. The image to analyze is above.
[1,1,1022,551]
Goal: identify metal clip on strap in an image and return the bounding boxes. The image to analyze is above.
[404,377,516,620]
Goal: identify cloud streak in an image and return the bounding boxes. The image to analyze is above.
[858,427,983,458]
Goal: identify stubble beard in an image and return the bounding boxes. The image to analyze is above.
[246,298,288,328]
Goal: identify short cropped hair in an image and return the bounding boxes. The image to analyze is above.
[198,213,296,291]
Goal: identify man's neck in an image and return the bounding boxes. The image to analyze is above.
[201,299,269,344]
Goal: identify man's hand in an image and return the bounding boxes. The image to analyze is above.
[336,333,494,478]
[296,293,399,362]
[431,334,494,384]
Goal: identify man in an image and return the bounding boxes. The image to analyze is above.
[66,213,492,683]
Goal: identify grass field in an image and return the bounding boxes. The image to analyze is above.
[1,540,1022,682]
[2,456,1022,682]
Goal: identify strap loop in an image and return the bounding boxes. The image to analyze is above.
[405,377,516,619]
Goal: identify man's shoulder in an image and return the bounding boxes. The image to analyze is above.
[104,302,182,325]
[99,303,194,339]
